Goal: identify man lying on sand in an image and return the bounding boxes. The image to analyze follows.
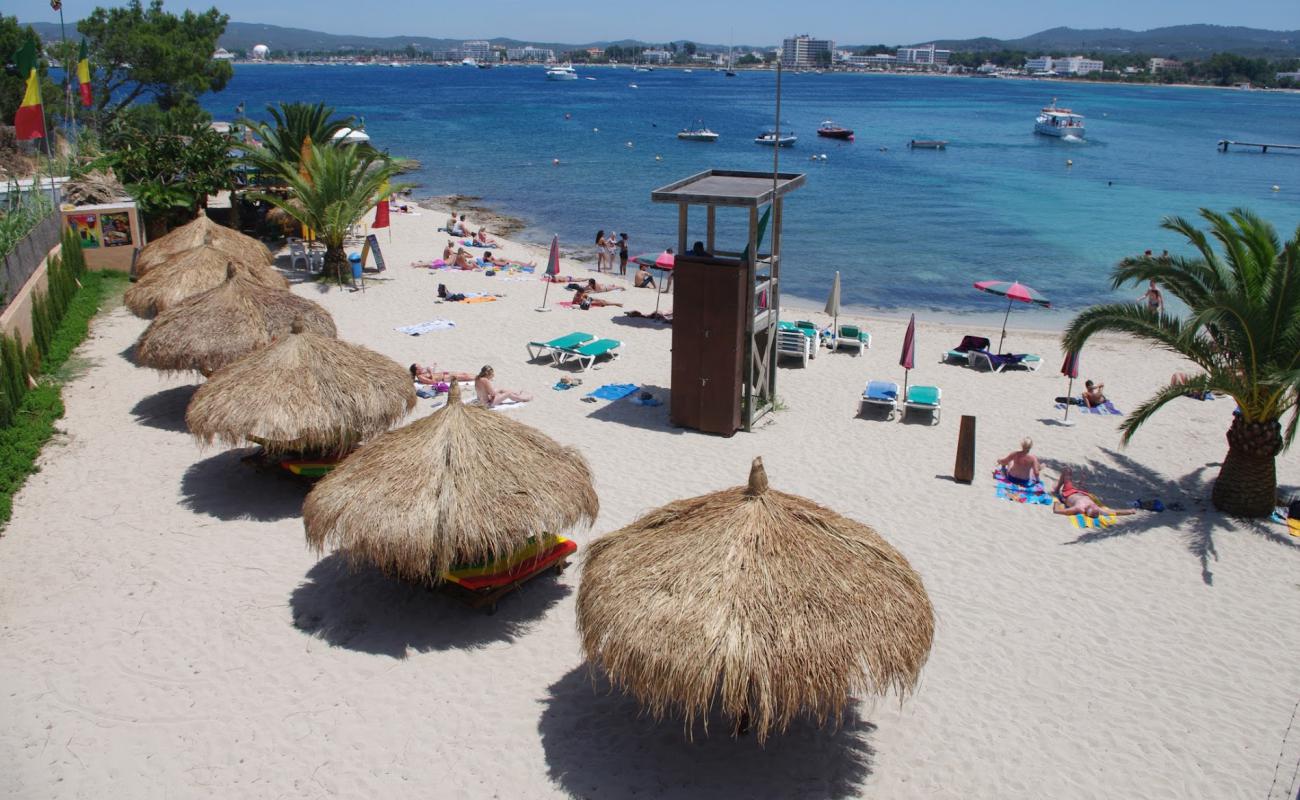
[1052,468,1137,519]
[572,288,622,309]
[584,278,625,293]
[410,364,474,385]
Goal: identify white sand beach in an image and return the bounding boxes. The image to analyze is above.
[2,208,1298,799]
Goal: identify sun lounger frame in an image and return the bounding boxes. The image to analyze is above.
[526,331,595,362]
[555,338,623,372]
[903,385,942,423]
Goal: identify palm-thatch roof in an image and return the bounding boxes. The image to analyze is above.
[576,457,934,744]
[60,169,128,206]
[303,383,599,583]
[135,264,336,375]
[135,213,273,277]
[186,320,415,455]
[125,239,289,318]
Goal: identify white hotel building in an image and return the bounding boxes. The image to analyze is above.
[782,35,834,68]
[1025,55,1104,75]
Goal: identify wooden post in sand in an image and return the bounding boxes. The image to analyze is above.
[954,415,976,483]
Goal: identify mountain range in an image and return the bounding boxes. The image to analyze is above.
[19,21,1300,59]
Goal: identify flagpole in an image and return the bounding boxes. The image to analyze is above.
[57,3,76,144]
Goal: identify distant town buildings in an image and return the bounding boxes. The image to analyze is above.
[211,47,235,61]
[895,44,950,66]
[842,53,896,68]
[1148,58,1182,73]
[782,35,834,68]
[505,46,555,63]
[1278,71,1300,81]
[641,49,673,65]
[461,40,493,63]
[1025,55,1103,75]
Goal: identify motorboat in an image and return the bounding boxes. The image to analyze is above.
[677,123,719,142]
[545,64,578,81]
[816,120,854,140]
[331,127,371,145]
[755,130,797,147]
[460,58,477,67]
[1034,100,1085,138]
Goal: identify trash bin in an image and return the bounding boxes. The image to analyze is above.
[349,252,362,281]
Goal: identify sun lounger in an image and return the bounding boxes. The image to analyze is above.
[776,329,813,367]
[903,385,942,422]
[556,338,623,371]
[526,331,595,362]
[859,380,899,417]
[969,350,1042,372]
[942,335,990,365]
[835,324,871,356]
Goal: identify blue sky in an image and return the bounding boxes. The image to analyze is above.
[14,0,1299,43]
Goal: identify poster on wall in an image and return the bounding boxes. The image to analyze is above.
[100,212,133,248]
[67,213,101,249]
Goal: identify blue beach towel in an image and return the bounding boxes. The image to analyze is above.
[993,468,1054,506]
[1055,398,1123,415]
[586,383,639,401]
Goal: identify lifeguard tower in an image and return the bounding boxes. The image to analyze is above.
[650,169,805,435]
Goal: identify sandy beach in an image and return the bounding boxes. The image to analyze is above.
[1,206,1298,799]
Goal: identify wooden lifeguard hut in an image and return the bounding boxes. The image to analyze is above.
[650,169,805,435]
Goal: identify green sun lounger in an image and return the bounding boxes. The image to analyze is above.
[527,331,594,362]
[835,324,871,355]
[556,338,623,372]
[903,385,942,423]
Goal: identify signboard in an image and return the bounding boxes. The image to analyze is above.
[361,234,386,272]
[100,211,133,248]
[66,213,101,248]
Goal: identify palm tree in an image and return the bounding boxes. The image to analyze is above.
[251,144,406,285]
[1063,208,1300,517]
[238,102,362,172]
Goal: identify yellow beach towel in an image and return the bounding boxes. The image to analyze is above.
[1070,514,1116,529]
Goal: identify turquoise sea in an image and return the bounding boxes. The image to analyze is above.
[206,64,1300,312]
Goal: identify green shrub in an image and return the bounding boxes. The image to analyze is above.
[0,334,26,413]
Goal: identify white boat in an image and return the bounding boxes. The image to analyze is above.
[460,58,477,67]
[633,66,651,73]
[677,122,719,142]
[545,64,578,81]
[332,127,371,145]
[1034,100,1085,138]
[755,130,797,147]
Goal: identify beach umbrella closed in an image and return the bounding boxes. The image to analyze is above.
[1060,348,1081,425]
[824,270,841,334]
[186,319,415,456]
[303,382,599,584]
[900,313,917,400]
[134,213,273,277]
[972,279,1050,354]
[135,263,336,376]
[538,234,560,311]
[577,457,934,744]
[126,236,290,318]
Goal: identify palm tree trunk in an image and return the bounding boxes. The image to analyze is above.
[1211,416,1282,517]
[324,245,349,286]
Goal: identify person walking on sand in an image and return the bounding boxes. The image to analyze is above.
[618,233,629,276]
[1140,280,1163,314]
[474,366,532,407]
[594,230,607,272]
[995,437,1042,486]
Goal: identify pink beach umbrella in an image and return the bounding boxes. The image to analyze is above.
[537,234,560,312]
[900,313,916,400]
[973,279,1051,354]
[1060,348,1081,424]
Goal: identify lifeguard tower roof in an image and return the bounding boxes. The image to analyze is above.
[651,169,806,208]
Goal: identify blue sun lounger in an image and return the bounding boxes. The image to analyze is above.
[527,331,594,362]
[555,338,623,372]
[859,380,899,417]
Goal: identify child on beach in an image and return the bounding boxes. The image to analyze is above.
[474,366,532,407]
[995,438,1042,486]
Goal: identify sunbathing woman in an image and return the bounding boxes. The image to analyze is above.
[572,288,623,309]
[475,228,498,246]
[482,251,535,269]
[1052,467,1136,519]
[410,364,474,385]
[585,278,625,293]
[453,248,478,270]
[442,240,456,262]
[474,366,532,407]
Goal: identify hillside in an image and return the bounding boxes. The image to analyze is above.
[928,24,1300,58]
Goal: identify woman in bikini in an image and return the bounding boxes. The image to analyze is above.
[474,366,532,407]
[410,364,474,384]
[585,278,625,293]
[594,230,607,272]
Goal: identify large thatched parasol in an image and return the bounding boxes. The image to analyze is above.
[125,237,290,318]
[135,212,273,277]
[303,383,599,583]
[576,457,934,744]
[135,264,336,375]
[186,320,416,455]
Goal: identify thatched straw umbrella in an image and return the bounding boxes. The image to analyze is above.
[125,237,289,318]
[135,264,336,376]
[576,457,934,744]
[304,383,599,584]
[186,319,415,455]
[135,212,273,276]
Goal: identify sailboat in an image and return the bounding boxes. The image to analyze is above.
[725,33,736,77]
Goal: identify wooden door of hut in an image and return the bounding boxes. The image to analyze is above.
[669,255,745,435]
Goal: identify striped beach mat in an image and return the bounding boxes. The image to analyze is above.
[1070,514,1116,529]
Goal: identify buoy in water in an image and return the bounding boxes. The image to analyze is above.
[1066,159,1074,167]
[655,155,663,161]
[1272,185,1281,192]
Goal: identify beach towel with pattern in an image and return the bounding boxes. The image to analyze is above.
[395,319,456,335]
[1070,514,1116,529]
[993,468,1054,506]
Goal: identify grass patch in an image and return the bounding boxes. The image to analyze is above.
[0,270,128,529]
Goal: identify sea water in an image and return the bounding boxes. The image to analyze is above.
[208,64,1300,312]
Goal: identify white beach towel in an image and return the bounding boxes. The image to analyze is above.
[395,319,456,336]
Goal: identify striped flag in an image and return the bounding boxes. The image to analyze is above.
[13,39,45,140]
[77,40,92,107]
[372,180,390,229]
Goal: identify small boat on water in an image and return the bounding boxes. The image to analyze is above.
[755,130,797,147]
[817,120,854,140]
[677,122,719,142]
[1034,100,1085,138]
[545,65,578,81]
[908,139,947,149]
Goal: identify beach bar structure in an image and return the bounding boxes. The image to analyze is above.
[651,169,805,435]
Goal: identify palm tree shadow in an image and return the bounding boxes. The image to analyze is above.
[130,384,198,433]
[538,666,876,800]
[1058,448,1297,585]
[180,448,309,521]
[289,553,570,657]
